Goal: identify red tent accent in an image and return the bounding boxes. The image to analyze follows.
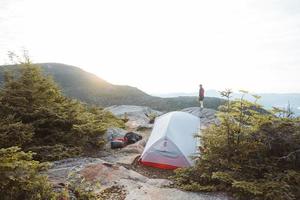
[140,160,178,170]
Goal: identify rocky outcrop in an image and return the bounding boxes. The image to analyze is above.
[47,158,230,200]
[105,105,218,129]
[46,106,230,199]
[181,107,220,127]
[105,105,163,129]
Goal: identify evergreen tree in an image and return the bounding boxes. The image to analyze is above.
[0,52,125,199]
[0,56,124,161]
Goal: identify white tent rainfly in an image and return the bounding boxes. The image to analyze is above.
[140,111,200,169]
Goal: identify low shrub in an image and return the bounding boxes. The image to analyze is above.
[0,147,56,200]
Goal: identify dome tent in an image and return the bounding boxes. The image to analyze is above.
[140,111,200,169]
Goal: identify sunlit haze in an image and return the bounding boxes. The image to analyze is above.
[1,0,300,94]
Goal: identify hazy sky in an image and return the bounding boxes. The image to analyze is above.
[1,0,300,94]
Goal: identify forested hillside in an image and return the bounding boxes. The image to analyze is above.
[0,63,224,111]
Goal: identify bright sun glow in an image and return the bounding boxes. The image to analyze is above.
[1,0,300,94]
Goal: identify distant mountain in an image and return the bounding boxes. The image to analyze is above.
[155,90,300,116]
[0,63,224,111]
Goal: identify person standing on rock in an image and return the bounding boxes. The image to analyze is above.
[199,84,205,109]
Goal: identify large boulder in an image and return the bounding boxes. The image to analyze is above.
[105,105,163,129]
[47,158,230,200]
[181,107,220,127]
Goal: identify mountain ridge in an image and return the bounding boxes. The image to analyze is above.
[0,63,224,111]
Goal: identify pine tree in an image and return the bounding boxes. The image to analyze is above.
[0,54,124,161]
[0,52,125,199]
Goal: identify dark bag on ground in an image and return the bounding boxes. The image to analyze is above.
[111,138,127,149]
[124,132,142,144]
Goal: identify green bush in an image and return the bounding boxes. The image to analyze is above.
[173,90,300,200]
[0,147,55,200]
[27,145,82,162]
[0,119,34,148]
